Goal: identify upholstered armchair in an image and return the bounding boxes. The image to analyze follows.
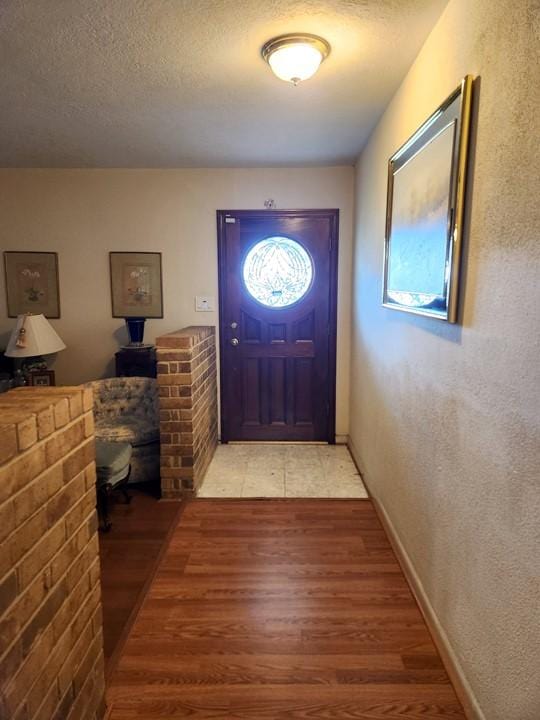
[86,376,160,484]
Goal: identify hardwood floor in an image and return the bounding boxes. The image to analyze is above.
[99,488,182,674]
[106,499,466,718]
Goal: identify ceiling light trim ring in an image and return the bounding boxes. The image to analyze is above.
[261,33,331,64]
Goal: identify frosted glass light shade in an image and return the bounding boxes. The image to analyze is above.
[268,44,323,84]
[5,314,66,358]
[262,34,330,85]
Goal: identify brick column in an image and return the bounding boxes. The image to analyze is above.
[156,326,218,499]
[0,386,106,720]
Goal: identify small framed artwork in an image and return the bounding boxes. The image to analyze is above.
[4,251,60,318]
[109,252,163,318]
[383,75,474,323]
[27,370,55,386]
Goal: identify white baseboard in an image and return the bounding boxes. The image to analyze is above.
[347,436,485,720]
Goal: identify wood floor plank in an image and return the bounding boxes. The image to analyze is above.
[108,685,464,719]
[106,499,465,719]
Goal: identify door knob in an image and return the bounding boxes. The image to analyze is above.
[230,338,239,346]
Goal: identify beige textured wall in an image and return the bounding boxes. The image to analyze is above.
[350,1,540,718]
[0,167,353,437]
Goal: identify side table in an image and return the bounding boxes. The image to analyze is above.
[115,346,156,378]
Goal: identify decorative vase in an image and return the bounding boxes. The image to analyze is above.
[125,317,146,346]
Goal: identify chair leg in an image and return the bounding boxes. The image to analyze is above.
[97,483,112,532]
[119,465,132,504]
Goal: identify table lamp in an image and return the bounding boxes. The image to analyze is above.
[5,314,66,376]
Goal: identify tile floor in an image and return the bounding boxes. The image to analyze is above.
[198,443,369,498]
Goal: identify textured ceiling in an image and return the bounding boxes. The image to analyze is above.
[0,0,448,167]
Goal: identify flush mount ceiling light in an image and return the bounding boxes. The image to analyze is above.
[262,33,331,85]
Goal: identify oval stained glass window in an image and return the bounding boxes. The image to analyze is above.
[242,236,313,308]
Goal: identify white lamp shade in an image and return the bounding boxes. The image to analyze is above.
[5,314,66,358]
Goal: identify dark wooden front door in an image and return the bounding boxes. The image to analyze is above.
[217,209,338,442]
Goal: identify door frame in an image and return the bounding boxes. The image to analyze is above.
[216,208,339,444]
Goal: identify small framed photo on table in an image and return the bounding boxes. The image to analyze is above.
[27,370,55,387]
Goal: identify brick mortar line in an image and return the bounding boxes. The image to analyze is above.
[157,340,215,372]
[190,372,215,402]
[188,382,216,428]
[2,408,92,463]
[0,411,94,512]
[190,378,216,403]
[190,361,214,387]
[190,350,213,373]
[191,396,214,434]
[0,424,95,510]
[2,572,100,718]
[156,338,214,363]
[189,347,215,369]
[0,497,98,665]
[11,563,100,708]
[1,568,100,714]
[3,544,98,668]
[158,373,216,428]
[67,646,104,720]
[156,327,214,345]
[30,603,100,720]
[0,504,99,667]
[0,435,95,546]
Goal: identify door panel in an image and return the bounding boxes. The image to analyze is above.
[217,209,338,442]
[269,358,287,425]
[242,358,262,425]
[293,357,313,425]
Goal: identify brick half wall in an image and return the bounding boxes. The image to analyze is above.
[156,326,218,499]
[0,386,106,720]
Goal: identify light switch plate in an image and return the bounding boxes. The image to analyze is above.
[195,295,215,312]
